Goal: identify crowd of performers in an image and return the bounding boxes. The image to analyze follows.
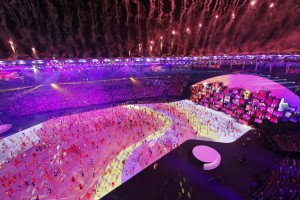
[0,100,249,199]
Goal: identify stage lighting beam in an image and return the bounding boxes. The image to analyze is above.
[51,83,59,89]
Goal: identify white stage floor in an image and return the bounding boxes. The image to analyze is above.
[0,100,251,199]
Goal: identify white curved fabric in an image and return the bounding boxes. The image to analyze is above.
[0,124,12,134]
[203,154,221,170]
[192,145,221,170]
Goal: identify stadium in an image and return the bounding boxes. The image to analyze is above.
[0,1,300,200]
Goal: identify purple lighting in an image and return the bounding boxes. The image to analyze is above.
[0,54,298,70]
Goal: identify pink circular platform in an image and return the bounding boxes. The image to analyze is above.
[0,124,12,135]
[192,145,221,170]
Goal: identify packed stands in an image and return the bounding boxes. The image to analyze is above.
[250,159,300,199]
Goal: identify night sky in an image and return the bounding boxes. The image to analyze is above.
[0,0,299,58]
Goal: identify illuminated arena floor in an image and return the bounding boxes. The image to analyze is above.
[103,137,276,200]
[0,100,251,199]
